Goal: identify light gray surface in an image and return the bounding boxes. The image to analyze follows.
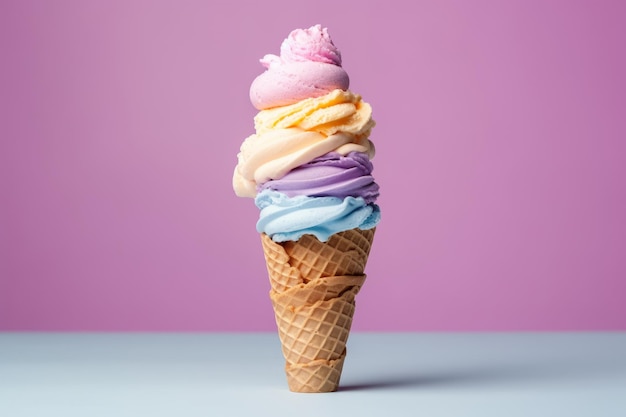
[1,333,625,416]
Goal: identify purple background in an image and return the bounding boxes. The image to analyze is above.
[1,0,625,331]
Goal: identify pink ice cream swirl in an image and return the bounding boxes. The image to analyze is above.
[249,25,350,110]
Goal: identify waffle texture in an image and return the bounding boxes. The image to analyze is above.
[261,228,375,392]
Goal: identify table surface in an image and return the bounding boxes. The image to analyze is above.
[1,332,625,417]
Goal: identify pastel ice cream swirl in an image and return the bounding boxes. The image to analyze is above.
[254,89,374,140]
[250,25,349,110]
[234,25,380,242]
[258,152,379,204]
[233,128,373,198]
[255,190,380,242]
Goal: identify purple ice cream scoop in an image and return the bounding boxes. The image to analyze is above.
[258,151,379,204]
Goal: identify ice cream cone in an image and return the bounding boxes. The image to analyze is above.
[260,228,375,392]
[234,26,380,392]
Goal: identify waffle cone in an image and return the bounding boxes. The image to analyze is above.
[260,228,375,392]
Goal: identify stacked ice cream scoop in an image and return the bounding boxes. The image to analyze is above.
[233,25,380,392]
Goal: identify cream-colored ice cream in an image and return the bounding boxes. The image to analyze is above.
[233,128,373,198]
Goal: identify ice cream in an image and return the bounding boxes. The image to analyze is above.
[254,89,374,139]
[259,152,379,203]
[234,26,380,240]
[233,24,380,392]
[232,128,373,199]
[256,190,379,242]
[250,24,349,110]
